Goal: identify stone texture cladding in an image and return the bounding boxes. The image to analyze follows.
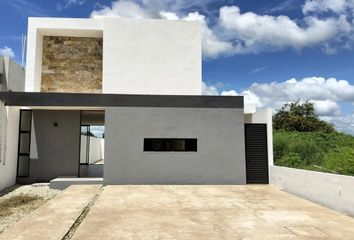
[41,36,102,93]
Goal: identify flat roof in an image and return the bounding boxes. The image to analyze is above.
[0,92,243,109]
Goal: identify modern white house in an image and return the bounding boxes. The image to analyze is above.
[0,17,272,190]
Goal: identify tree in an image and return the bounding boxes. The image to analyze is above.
[273,100,335,133]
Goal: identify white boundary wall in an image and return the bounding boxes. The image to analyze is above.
[80,135,104,164]
[0,107,20,191]
[270,166,354,217]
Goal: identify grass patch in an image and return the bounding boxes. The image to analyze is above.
[0,194,42,217]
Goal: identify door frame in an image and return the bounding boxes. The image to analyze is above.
[244,123,269,184]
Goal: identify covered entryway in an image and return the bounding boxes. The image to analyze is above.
[79,110,105,178]
[245,123,269,184]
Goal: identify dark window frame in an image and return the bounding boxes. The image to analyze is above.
[144,138,197,152]
[17,110,32,177]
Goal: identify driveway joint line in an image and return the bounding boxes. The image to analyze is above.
[62,185,104,240]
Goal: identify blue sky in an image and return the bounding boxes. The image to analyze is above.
[0,0,354,134]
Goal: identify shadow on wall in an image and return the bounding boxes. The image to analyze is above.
[25,110,81,183]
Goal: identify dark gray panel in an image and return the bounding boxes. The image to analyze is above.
[0,92,243,109]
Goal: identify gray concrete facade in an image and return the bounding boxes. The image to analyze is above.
[270,166,354,217]
[104,107,246,184]
[19,110,81,183]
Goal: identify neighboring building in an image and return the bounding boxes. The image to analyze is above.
[0,17,272,190]
[0,56,25,191]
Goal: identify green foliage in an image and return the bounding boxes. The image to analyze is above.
[323,147,354,175]
[274,130,354,176]
[273,100,335,133]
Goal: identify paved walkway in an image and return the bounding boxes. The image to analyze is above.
[1,185,354,239]
[0,185,101,240]
[72,185,354,240]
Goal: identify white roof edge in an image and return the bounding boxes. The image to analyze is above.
[28,17,103,38]
[28,16,201,28]
[28,17,103,30]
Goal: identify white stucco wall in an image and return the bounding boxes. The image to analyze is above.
[2,57,25,91]
[25,17,202,95]
[80,135,104,164]
[244,108,274,166]
[80,135,87,164]
[101,138,104,159]
[271,166,354,217]
[102,18,202,95]
[89,137,103,164]
[0,107,20,191]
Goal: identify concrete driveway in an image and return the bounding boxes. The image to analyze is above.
[72,185,354,240]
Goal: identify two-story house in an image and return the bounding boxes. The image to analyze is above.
[0,17,272,190]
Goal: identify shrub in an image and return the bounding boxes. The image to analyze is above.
[273,131,354,176]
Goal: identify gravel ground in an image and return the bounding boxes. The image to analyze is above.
[0,183,61,234]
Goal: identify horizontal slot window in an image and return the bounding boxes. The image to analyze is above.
[144,138,197,152]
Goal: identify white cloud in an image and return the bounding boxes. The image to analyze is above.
[91,1,153,18]
[219,6,351,52]
[248,77,354,104]
[311,100,341,116]
[252,66,266,73]
[0,46,15,58]
[90,1,354,58]
[159,11,179,20]
[322,114,354,135]
[220,90,238,96]
[57,0,86,11]
[203,83,263,107]
[203,77,354,134]
[303,0,354,15]
[202,82,219,95]
[242,90,264,108]
[66,0,86,6]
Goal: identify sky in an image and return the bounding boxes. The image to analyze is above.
[0,0,354,135]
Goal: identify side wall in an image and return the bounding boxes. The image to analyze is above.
[0,56,25,92]
[103,18,202,95]
[22,110,80,183]
[0,57,24,191]
[270,166,354,217]
[89,137,103,164]
[0,107,20,191]
[80,135,104,164]
[104,107,246,184]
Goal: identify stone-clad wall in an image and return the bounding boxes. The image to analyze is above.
[41,36,102,93]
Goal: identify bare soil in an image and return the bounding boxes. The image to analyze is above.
[0,184,61,234]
